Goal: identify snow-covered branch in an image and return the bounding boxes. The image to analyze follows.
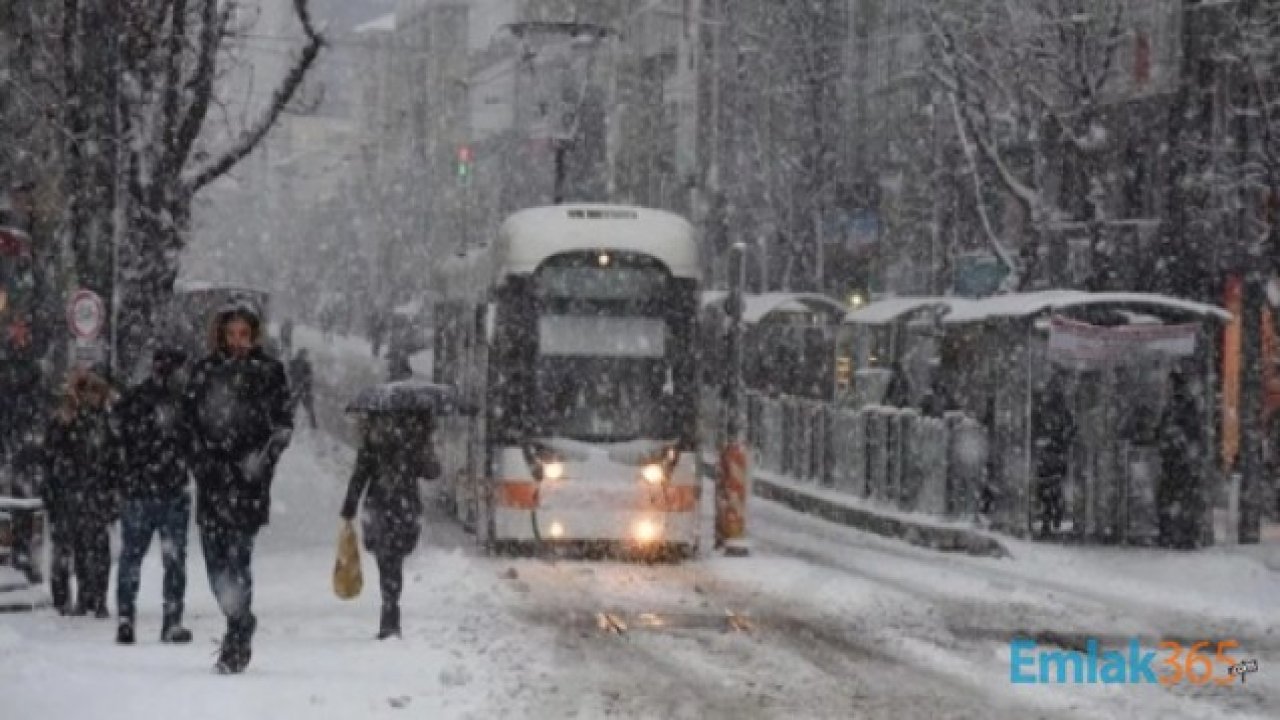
[188,0,326,192]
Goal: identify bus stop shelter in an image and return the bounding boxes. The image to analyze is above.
[936,291,1230,543]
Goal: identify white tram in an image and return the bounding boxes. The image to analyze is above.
[433,204,702,556]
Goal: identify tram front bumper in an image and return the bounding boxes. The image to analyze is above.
[491,483,701,546]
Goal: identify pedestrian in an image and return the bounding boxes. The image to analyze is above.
[883,361,912,407]
[340,414,441,639]
[113,345,194,645]
[279,317,294,359]
[1157,368,1202,549]
[184,301,293,674]
[1033,376,1075,538]
[385,344,412,382]
[288,348,317,429]
[319,301,337,343]
[40,370,120,617]
[368,309,386,358]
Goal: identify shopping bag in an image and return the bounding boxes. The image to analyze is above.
[332,520,363,600]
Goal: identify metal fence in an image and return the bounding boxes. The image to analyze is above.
[746,392,983,520]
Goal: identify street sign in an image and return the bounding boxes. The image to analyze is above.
[73,338,105,367]
[67,289,105,340]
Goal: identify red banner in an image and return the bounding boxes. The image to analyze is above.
[1048,315,1199,367]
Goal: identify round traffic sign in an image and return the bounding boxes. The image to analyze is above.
[67,289,106,340]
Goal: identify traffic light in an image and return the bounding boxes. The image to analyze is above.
[456,145,473,184]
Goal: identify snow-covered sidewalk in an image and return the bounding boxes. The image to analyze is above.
[0,429,562,719]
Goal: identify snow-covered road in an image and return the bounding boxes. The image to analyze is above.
[3,329,1277,719]
[3,425,1276,719]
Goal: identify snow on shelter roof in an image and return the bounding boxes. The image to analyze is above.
[941,290,1232,324]
[844,296,972,325]
[174,280,268,296]
[354,13,396,34]
[701,291,846,324]
[496,205,699,280]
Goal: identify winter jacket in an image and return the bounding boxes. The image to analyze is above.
[287,354,313,395]
[341,422,440,555]
[115,377,193,500]
[41,407,122,527]
[184,347,293,529]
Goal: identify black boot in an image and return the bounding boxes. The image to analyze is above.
[161,610,193,644]
[215,615,256,674]
[116,616,135,645]
[377,605,401,640]
[215,635,252,674]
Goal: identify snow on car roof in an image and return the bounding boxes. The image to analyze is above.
[941,290,1231,323]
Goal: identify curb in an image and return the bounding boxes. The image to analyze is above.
[0,583,50,613]
[701,458,1009,556]
[751,476,1010,557]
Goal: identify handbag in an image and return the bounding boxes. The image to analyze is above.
[332,519,363,600]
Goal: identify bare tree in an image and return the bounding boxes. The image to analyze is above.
[922,0,1132,291]
[55,0,325,373]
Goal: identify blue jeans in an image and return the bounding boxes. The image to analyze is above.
[116,493,191,621]
[200,524,258,646]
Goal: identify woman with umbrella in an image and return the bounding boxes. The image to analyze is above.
[340,382,447,638]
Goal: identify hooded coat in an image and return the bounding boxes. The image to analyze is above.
[341,416,440,556]
[184,304,293,530]
[40,372,121,527]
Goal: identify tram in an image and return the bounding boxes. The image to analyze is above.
[433,204,701,556]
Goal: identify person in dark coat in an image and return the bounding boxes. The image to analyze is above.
[340,414,441,639]
[278,317,294,359]
[883,361,912,407]
[1033,377,1076,537]
[184,302,293,674]
[1157,368,1202,549]
[41,370,120,617]
[385,344,412,382]
[113,346,194,645]
[368,309,386,358]
[288,348,317,429]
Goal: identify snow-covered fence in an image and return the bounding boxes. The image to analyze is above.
[907,415,949,514]
[829,408,866,495]
[947,414,987,519]
[865,409,890,503]
[745,394,988,523]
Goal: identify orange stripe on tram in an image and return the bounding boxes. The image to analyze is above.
[652,485,700,513]
[495,481,539,509]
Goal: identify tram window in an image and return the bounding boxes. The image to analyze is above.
[537,267,666,299]
[538,316,667,357]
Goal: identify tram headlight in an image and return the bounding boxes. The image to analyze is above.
[633,519,660,544]
[542,461,565,481]
[641,463,666,485]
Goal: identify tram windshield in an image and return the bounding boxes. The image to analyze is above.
[529,258,689,443]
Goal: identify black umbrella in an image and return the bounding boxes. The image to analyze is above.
[344,381,468,415]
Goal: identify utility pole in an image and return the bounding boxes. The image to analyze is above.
[716,241,750,556]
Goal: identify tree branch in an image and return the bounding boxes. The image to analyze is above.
[158,0,189,158]
[169,0,231,176]
[187,0,325,192]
